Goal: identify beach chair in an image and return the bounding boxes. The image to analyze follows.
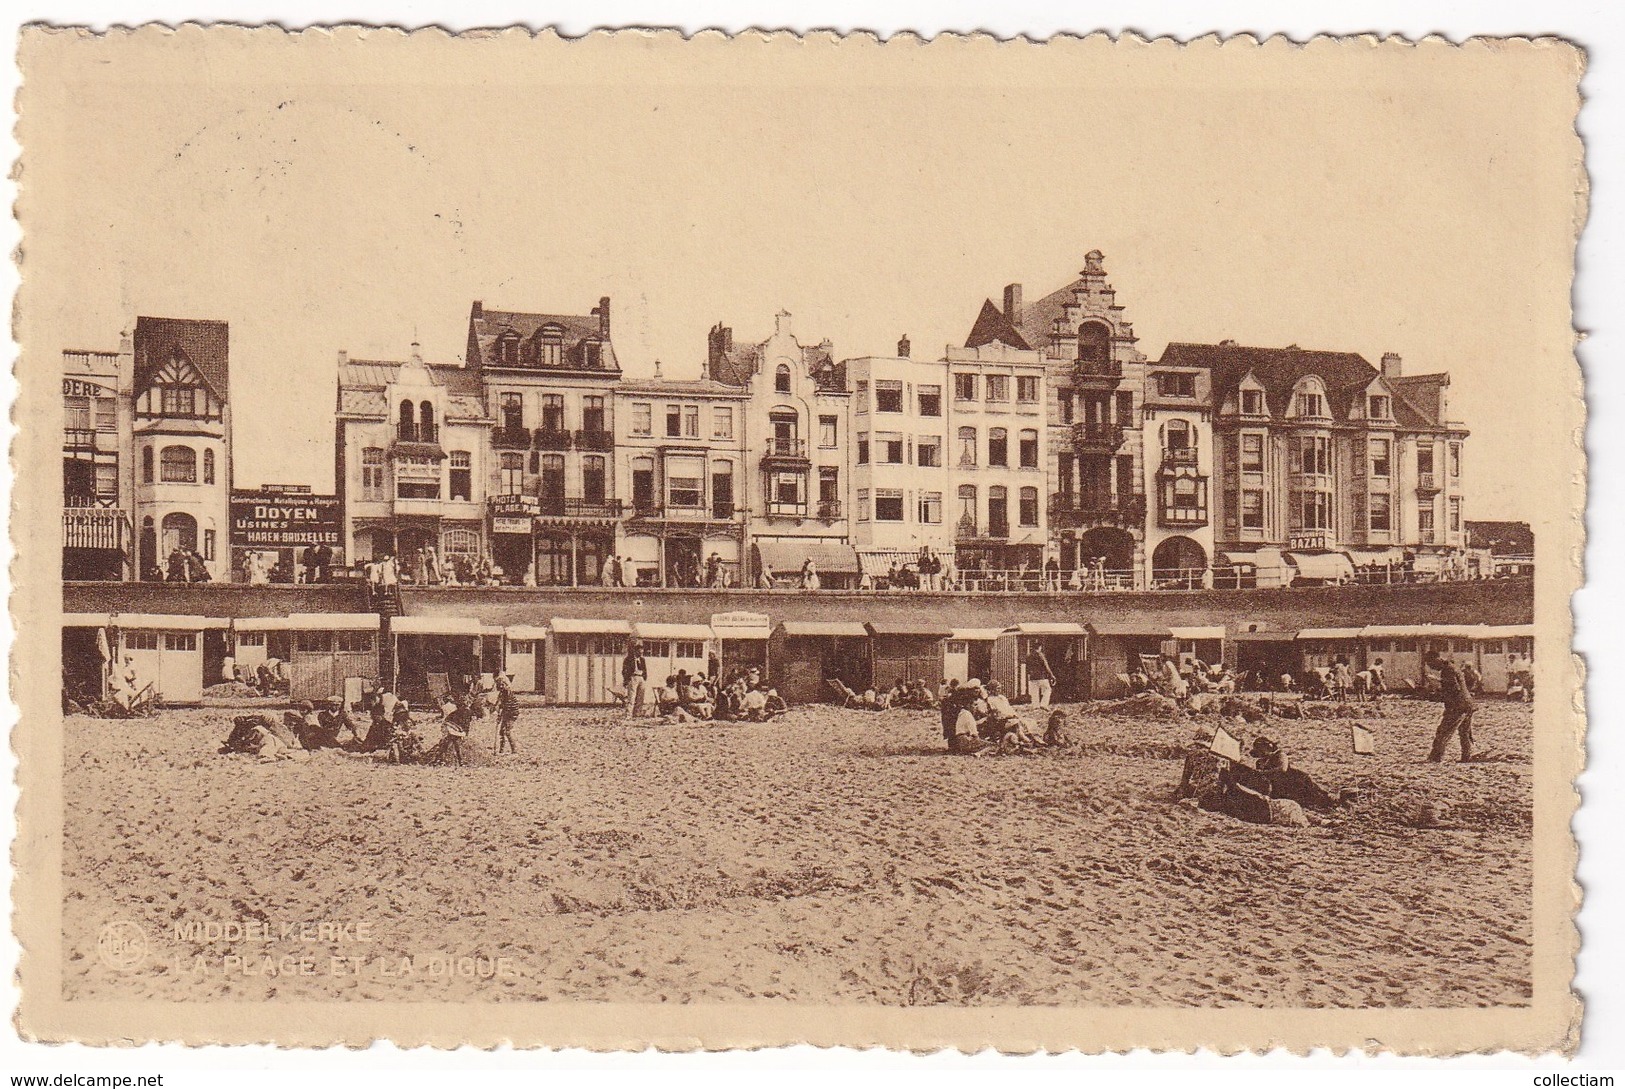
[427,672,450,701]
[826,678,858,707]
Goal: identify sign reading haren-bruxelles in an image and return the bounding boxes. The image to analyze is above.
[230,491,341,547]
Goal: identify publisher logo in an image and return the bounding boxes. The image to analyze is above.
[97,919,148,972]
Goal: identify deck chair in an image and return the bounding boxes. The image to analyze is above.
[426,672,450,701]
[826,678,858,707]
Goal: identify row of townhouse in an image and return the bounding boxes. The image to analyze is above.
[62,250,1472,588]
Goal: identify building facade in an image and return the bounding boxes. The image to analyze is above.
[335,342,492,581]
[706,311,855,584]
[131,317,234,582]
[613,374,751,587]
[1167,341,1471,579]
[466,298,621,586]
[969,250,1150,582]
[62,336,136,581]
[941,340,1050,581]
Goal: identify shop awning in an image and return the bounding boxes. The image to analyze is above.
[234,617,291,633]
[1285,551,1355,583]
[950,627,1007,641]
[779,620,869,637]
[1215,552,1258,569]
[287,613,380,631]
[391,615,486,636]
[753,540,860,576]
[635,622,716,641]
[710,611,772,639]
[1087,621,1172,638]
[504,625,550,642]
[865,621,952,638]
[1168,625,1226,641]
[1013,621,1087,636]
[549,617,632,635]
[856,549,924,578]
[1296,627,1366,641]
[1347,548,1404,566]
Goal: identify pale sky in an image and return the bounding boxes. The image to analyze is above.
[21,32,1584,522]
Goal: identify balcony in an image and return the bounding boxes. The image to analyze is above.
[1416,472,1440,493]
[575,428,614,451]
[766,500,809,518]
[492,425,532,449]
[1072,421,1125,453]
[1158,503,1209,529]
[1161,446,1200,469]
[815,500,843,522]
[64,428,100,451]
[535,496,624,520]
[762,438,810,467]
[1072,358,1123,385]
[631,503,740,524]
[534,428,573,451]
[395,425,439,445]
[1048,492,1147,530]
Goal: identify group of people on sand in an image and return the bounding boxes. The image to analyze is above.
[620,639,789,723]
[1127,654,1238,701]
[219,672,522,768]
[939,678,1070,755]
[850,678,938,711]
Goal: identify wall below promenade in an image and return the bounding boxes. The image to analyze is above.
[62,578,1534,632]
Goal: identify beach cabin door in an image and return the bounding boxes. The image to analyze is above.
[121,630,164,700]
[944,641,970,684]
[506,639,539,693]
[159,631,203,703]
[554,634,625,705]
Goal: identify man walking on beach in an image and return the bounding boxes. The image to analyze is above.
[1026,643,1056,708]
[1424,651,1476,763]
[621,638,649,720]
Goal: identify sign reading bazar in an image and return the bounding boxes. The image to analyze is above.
[230,490,342,547]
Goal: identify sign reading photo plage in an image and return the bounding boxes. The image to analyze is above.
[229,491,342,547]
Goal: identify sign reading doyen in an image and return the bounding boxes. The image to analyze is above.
[230,490,342,547]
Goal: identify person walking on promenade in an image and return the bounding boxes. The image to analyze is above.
[1044,555,1060,592]
[621,638,649,720]
[495,672,520,754]
[801,559,820,591]
[1026,643,1056,708]
[1424,651,1476,763]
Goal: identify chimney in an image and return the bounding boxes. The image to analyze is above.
[652,360,664,381]
[1003,284,1023,326]
[118,330,133,355]
[410,339,422,364]
[470,300,483,319]
[897,334,911,358]
[1381,352,1403,379]
[775,310,792,337]
[337,349,348,366]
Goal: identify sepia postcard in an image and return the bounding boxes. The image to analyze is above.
[11,27,1586,1053]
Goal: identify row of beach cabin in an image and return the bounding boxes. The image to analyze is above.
[62,610,1535,708]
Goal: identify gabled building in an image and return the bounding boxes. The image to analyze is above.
[707,311,858,587]
[131,316,233,581]
[970,250,1149,582]
[335,342,492,581]
[1174,340,1470,578]
[466,298,621,585]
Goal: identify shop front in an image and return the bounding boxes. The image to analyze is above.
[488,495,538,585]
[711,611,771,679]
[63,506,130,581]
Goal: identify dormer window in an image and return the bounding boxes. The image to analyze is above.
[1296,392,1326,418]
[1156,372,1196,398]
[1241,389,1265,415]
[1367,394,1391,420]
[775,364,792,394]
[160,385,196,416]
[536,326,565,368]
[583,341,603,370]
[498,333,520,366]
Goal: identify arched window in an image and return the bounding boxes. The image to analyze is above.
[775,364,792,394]
[398,399,416,442]
[957,484,977,530]
[419,401,436,443]
[957,426,978,467]
[1077,321,1111,366]
[142,446,154,484]
[1165,419,1193,451]
[160,511,198,555]
[202,448,215,485]
[159,445,197,483]
[768,409,799,456]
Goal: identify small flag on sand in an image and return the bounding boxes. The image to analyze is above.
[1209,725,1244,763]
[1351,723,1376,755]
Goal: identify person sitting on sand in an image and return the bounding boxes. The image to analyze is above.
[984,681,1042,750]
[655,678,683,718]
[438,692,471,767]
[221,714,271,755]
[715,679,746,720]
[946,695,989,754]
[1044,709,1072,747]
[739,684,769,720]
[1160,656,1189,701]
[761,686,788,719]
[683,675,715,721]
[938,677,960,704]
[1249,736,1344,812]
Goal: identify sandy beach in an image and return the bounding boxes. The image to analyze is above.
[62,695,1532,1007]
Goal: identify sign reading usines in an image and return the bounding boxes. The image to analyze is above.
[230,491,342,547]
